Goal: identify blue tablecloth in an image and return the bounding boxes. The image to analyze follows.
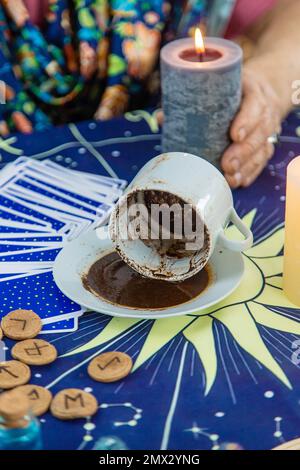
[1,109,300,450]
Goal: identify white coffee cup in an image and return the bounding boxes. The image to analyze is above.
[109,152,253,281]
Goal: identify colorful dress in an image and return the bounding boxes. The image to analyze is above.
[0,0,236,134]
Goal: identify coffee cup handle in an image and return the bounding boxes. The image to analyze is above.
[217,208,253,252]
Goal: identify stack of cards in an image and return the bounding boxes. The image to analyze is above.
[0,157,126,333]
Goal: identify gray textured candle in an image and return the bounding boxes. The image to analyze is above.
[161,37,243,168]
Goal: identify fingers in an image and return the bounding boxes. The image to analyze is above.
[123,25,161,80]
[230,74,262,142]
[128,52,158,80]
[224,143,274,189]
[156,109,164,126]
[222,67,280,188]
[97,38,109,79]
[5,85,15,102]
[95,106,113,121]
[95,85,129,121]
[79,42,97,80]
[12,111,33,134]
[2,0,29,27]
[222,109,278,175]
[241,145,274,188]
[0,121,9,137]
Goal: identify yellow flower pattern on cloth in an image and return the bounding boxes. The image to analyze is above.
[66,210,300,396]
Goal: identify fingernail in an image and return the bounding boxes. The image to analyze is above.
[238,128,246,141]
[230,158,240,172]
[244,177,252,187]
[96,107,113,121]
[234,172,242,185]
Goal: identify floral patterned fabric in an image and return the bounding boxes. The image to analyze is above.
[0,1,234,133]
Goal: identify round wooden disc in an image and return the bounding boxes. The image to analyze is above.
[0,360,31,389]
[50,388,98,420]
[273,438,300,450]
[17,385,53,416]
[12,339,57,365]
[87,351,133,383]
[1,309,42,340]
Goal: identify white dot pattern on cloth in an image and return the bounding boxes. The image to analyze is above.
[0,271,80,320]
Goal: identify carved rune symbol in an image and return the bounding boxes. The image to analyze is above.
[11,318,27,330]
[64,393,85,410]
[24,342,48,356]
[0,365,18,378]
[98,356,121,371]
[28,389,40,400]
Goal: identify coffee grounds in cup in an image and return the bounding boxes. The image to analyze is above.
[126,189,210,260]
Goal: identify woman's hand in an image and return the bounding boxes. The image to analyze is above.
[94,2,164,121]
[221,67,282,188]
[0,0,29,27]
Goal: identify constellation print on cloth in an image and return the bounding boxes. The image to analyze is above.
[273,417,284,443]
[99,402,143,427]
[184,423,220,450]
[77,401,143,450]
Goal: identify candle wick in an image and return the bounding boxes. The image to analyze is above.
[198,52,204,62]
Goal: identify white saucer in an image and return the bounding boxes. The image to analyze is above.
[53,226,244,319]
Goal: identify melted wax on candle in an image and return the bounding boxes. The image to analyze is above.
[180,48,222,63]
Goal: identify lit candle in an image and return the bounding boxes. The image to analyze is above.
[160,30,242,167]
[195,27,204,62]
[283,156,300,305]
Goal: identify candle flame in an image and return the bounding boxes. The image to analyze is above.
[194,27,205,54]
